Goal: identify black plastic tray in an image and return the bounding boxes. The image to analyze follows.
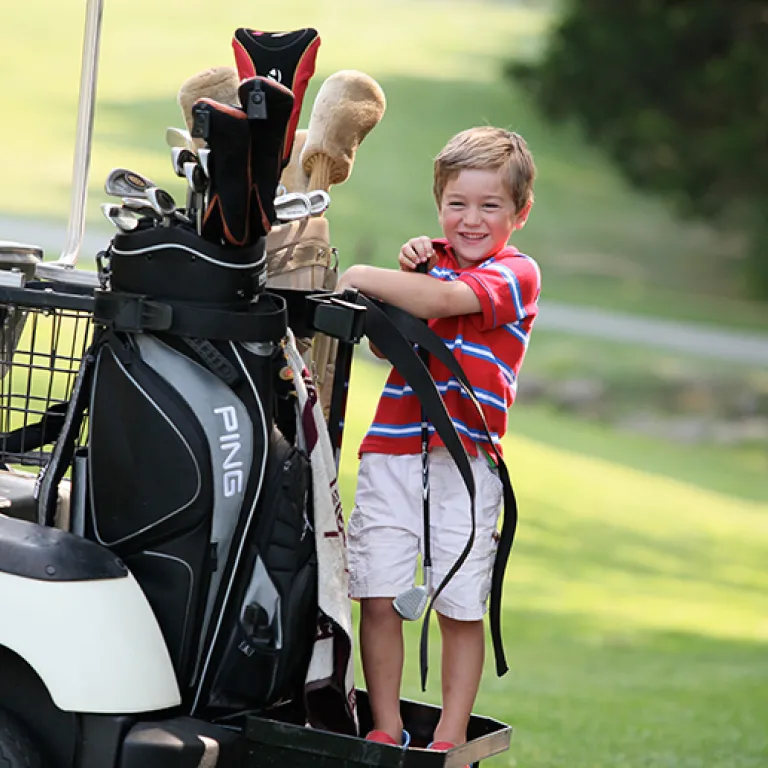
[245,691,512,768]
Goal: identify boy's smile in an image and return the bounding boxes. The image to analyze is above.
[438,168,529,268]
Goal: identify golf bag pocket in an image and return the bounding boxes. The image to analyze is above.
[205,427,317,711]
[87,331,259,685]
[109,225,267,303]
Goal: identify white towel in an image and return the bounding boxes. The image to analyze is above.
[284,331,358,735]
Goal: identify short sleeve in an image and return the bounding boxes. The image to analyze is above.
[457,254,541,331]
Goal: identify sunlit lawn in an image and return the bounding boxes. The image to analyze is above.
[339,357,768,768]
[2,0,765,329]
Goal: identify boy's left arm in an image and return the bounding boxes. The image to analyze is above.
[336,264,480,319]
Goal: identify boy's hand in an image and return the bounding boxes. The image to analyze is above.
[399,236,435,272]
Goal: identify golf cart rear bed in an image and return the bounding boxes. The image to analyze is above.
[243,692,511,768]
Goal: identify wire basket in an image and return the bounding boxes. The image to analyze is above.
[0,285,94,467]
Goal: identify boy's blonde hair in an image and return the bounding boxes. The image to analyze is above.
[433,126,536,214]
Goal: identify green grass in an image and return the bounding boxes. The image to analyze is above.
[2,0,766,329]
[339,358,768,768]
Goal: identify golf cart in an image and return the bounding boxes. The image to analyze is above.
[0,1,514,766]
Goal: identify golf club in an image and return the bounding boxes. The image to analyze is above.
[198,148,211,179]
[183,161,207,235]
[306,189,331,216]
[101,202,139,232]
[146,187,177,216]
[274,192,312,222]
[121,196,162,220]
[393,260,433,621]
[171,147,197,177]
[104,167,156,199]
[165,125,196,151]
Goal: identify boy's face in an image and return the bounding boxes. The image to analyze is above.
[438,168,529,268]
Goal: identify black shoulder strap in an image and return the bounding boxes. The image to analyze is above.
[358,296,478,689]
[371,300,516,678]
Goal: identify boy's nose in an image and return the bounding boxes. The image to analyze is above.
[464,207,482,225]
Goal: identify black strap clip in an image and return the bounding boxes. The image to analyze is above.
[306,289,367,343]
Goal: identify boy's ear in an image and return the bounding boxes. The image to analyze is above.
[515,200,533,229]
[514,200,533,230]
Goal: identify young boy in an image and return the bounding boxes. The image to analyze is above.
[335,126,540,749]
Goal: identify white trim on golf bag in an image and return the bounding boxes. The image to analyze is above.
[0,569,180,713]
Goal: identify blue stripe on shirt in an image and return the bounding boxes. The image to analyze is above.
[443,336,517,385]
[368,419,501,445]
[382,379,509,412]
[481,263,526,320]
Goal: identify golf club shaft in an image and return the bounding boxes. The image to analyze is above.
[416,260,432,587]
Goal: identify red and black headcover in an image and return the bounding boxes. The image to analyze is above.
[232,27,321,167]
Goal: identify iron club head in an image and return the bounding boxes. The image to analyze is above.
[306,189,331,216]
[274,192,312,222]
[392,585,429,621]
[146,186,178,217]
[104,167,157,199]
[392,566,432,621]
[171,147,198,177]
[101,203,139,232]
[165,126,196,151]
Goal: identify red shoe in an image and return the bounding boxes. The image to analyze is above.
[428,741,456,751]
[428,741,469,768]
[365,730,411,747]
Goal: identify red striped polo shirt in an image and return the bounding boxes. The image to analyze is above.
[359,239,541,459]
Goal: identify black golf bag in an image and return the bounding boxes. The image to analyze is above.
[37,225,323,718]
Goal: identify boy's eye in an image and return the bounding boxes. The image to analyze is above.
[483,203,500,210]
[448,201,464,208]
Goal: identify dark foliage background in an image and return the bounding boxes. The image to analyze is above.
[509,0,768,298]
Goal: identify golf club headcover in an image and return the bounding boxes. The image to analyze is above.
[301,70,386,192]
[191,98,254,246]
[178,66,240,149]
[232,27,321,167]
[238,76,295,231]
[279,129,309,193]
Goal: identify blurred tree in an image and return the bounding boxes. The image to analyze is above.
[510,1,768,299]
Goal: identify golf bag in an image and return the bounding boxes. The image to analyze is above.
[37,225,322,716]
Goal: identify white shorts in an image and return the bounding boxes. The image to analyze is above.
[347,450,503,621]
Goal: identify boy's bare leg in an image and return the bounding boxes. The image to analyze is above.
[433,614,485,745]
[359,597,405,741]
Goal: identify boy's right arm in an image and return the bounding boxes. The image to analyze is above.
[337,264,480,319]
[368,236,439,358]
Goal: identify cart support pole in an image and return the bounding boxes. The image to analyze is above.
[36,0,105,278]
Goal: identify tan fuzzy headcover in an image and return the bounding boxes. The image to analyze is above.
[279,129,310,193]
[301,70,386,191]
[177,66,240,149]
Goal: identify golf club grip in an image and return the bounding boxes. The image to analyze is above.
[416,260,431,568]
